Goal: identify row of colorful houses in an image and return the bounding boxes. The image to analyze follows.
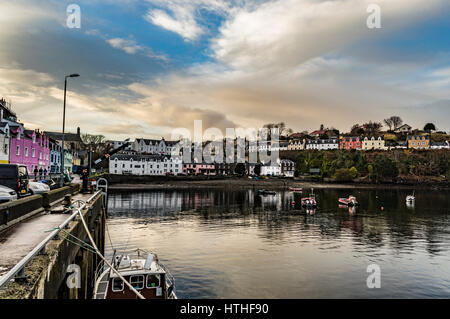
[0,98,86,174]
[286,135,449,151]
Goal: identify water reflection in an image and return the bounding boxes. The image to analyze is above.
[107,188,450,298]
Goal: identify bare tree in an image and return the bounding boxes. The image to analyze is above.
[390,116,403,130]
[384,118,393,131]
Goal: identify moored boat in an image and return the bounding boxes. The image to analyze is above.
[94,249,176,299]
[406,191,415,203]
[338,195,359,207]
[301,189,317,208]
[289,187,303,193]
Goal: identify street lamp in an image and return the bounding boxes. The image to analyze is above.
[60,73,80,186]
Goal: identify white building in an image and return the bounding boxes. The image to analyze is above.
[110,140,133,151]
[281,159,295,177]
[133,138,179,155]
[260,159,281,176]
[362,136,386,150]
[394,124,412,134]
[0,122,10,164]
[110,154,182,176]
[430,141,450,149]
[306,138,339,150]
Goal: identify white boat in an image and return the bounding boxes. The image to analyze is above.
[406,191,415,202]
[94,249,176,299]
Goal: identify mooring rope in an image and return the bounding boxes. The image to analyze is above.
[75,205,145,299]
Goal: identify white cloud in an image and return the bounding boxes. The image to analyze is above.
[212,0,446,71]
[107,38,143,54]
[107,37,169,61]
[145,0,234,41]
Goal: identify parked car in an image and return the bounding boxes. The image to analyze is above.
[0,164,29,197]
[0,185,18,203]
[28,181,50,195]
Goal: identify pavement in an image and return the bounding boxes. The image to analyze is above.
[0,192,93,279]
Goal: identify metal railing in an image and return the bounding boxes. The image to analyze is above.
[0,191,102,290]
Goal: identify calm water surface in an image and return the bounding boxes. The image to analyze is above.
[106,188,450,298]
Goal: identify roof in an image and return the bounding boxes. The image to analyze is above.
[407,135,430,140]
[310,130,326,136]
[45,131,83,143]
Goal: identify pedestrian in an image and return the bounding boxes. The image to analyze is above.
[81,168,89,193]
[43,168,48,179]
[39,167,43,180]
[34,167,38,180]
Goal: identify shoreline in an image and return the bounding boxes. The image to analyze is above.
[107,178,449,191]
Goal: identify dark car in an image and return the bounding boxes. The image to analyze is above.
[0,164,30,197]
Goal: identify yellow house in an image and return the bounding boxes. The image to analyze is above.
[288,139,306,151]
[407,135,430,149]
[362,136,386,150]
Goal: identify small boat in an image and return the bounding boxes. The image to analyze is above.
[257,189,276,196]
[406,191,415,203]
[301,189,317,208]
[289,187,303,193]
[94,249,176,299]
[338,195,359,207]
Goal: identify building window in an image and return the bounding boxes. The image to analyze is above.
[32,149,35,157]
[16,145,20,155]
[25,147,28,157]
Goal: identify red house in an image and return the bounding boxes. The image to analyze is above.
[340,137,362,150]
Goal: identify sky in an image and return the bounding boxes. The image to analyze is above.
[0,0,450,140]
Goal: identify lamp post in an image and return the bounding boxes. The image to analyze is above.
[60,73,80,187]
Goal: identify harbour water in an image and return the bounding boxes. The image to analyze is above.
[106,188,450,298]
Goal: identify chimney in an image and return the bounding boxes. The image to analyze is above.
[77,127,80,136]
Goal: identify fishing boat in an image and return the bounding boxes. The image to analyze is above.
[289,187,303,193]
[406,191,415,203]
[338,195,359,207]
[93,249,176,299]
[257,189,276,196]
[301,189,317,208]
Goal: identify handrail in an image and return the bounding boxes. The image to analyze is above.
[0,191,102,289]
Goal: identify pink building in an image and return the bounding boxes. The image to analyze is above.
[9,125,50,174]
[183,163,216,175]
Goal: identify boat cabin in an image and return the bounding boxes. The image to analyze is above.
[94,252,176,299]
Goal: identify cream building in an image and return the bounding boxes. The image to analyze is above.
[362,136,386,150]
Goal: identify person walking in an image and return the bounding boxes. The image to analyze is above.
[43,168,48,180]
[39,167,43,180]
[34,167,38,180]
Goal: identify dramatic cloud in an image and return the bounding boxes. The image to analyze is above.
[145,0,233,40]
[0,0,449,140]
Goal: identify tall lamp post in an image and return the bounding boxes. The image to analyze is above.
[60,73,80,186]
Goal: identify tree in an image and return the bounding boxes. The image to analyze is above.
[423,123,436,133]
[333,168,354,182]
[390,116,403,130]
[81,134,111,164]
[363,121,383,135]
[384,118,393,131]
[373,156,398,182]
[262,122,293,139]
[350,124,364,135]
